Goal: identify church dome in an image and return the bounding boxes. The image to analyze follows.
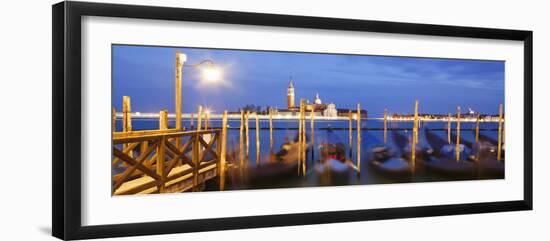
[314,93,322,104]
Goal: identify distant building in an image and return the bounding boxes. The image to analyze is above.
[287,78,295,110]
[275,78,367,118]
[324,103,338,118]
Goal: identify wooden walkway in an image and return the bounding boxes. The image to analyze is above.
[112,129,224,195]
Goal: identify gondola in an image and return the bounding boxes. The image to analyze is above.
[391,129,429,163]
[475,131,505,160]
[315,128,356,185]
[367,145,411,177]
[245,137,301,184]
[422,128,475,177]
[452,131,504,178]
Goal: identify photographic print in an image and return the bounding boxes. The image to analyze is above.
[111,44,505,195]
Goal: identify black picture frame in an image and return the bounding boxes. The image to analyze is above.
[52,1,533,240]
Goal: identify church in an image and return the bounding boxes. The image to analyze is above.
[274,78,338,118]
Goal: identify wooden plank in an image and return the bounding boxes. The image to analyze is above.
[114,162,219,195]
[113,129,218,144]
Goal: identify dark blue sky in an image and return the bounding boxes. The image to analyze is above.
[112,45,504,117]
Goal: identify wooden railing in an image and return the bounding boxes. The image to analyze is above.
[112,129,222,195]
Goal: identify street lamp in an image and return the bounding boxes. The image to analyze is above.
[175,52,222,132]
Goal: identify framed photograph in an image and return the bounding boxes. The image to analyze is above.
[52,1,533,240]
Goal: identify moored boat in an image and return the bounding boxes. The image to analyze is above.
[367,145,411,177]
[423,128,476,177]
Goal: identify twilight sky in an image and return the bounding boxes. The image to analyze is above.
[112,44,504,117]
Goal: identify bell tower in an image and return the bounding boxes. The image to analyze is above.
[287,77,295,109]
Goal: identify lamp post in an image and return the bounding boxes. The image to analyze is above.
[174,51,222,133]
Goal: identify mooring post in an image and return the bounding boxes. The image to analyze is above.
[205,111,210,130]
[383,108,388,144]
[159,109,168,130]
[220,111,228,191]
[348,110,353,158]
[298,100,303,175]
[456,106,461,162]
[447,113,451,144]
[255,112,260,166]
[357,103,361,175]
[239,110,245,174]
[412,100,419,169]
[245,111,250,160]
[122,96,132,132]
[197,105,203,131]
[112,107,116,133]
[475,113,480,144]
[196,105,203,163]
[302,99,307,175]
[122,96,133,159]
[497,104,503,161]
[269,108,273,153]
[310,108,315,160]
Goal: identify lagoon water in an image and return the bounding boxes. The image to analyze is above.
[115,119,501,191]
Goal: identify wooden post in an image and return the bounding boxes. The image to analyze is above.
[245,111,250,160]
[204,110,210,130]
[220,111,228,191]
[411,100,419,169]
[447,113,451,144]
[175,52,183,131]
[196,105,203,168]
[310,108,315,160]
[497,104,503,161]
[239,110,245,171]
[190,113,194,129]
[122,96,132,159]
[383,108,388,144]
[192,132,199,191]
[157,136,166,193]
[302,99,307,175]
[159,109,168,130]
[175,52,184,151]
[456,106,461,162]
[255,112,261,166]
[112,107,116,133]
[196,105,203,131]
[298,100,303,175]
[357,103,361,174]
[122,96,132,132]
[348,110,353,158]
[269,108,273,153]
[475,113,480,144]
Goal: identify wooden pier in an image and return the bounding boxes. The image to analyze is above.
[112,96,228,195]
[112,129,224,195]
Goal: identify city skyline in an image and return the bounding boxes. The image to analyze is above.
[112,44,505,117]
